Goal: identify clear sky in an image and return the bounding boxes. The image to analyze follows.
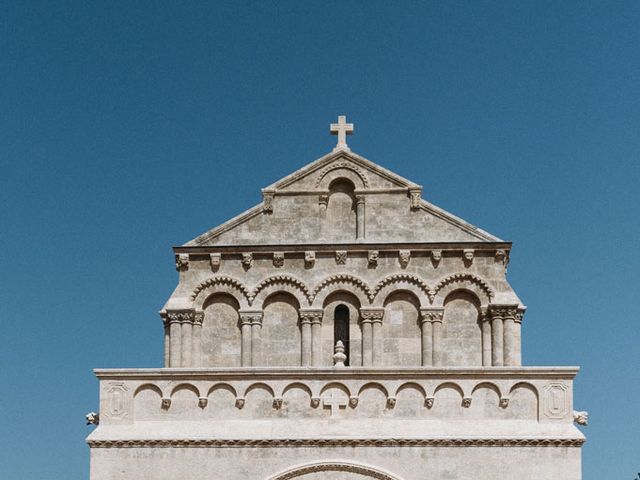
[1,1,639,478]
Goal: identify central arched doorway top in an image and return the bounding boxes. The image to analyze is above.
[266,460,405,480]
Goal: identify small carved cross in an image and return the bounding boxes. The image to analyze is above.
[323,391,347,417]
[330,115,354,151]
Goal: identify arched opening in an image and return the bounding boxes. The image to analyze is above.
[262,292,301,366]
[325,178,357,241]
[442,290,482,366]
[334,305,350,366]
[201,293,241,367]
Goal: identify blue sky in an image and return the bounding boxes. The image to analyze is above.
[1,1,639,478]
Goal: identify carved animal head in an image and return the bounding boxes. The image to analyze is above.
[573,410,588,425]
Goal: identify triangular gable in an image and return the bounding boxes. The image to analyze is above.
[185,149,502,246]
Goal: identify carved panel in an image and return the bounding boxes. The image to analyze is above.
[543,382,569,419]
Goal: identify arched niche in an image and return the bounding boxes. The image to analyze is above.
[441,290,482,366]
[202,293,241,367]
[262,292,301,366]
[324,178,357,242]
[321,291,362,366]
[381,291,421,367]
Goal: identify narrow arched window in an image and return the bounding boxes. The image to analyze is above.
[334,305,350,366]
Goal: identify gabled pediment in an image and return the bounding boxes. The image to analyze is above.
[185,149,502,246]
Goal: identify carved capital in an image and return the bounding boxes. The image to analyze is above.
[420,308,444,324]
[299,308,323,325]
[262,189,275,213]
[194,311,204,325]
[304,251,316,268]
[360,307,384,324]
[355,194,365,205]
[516,306,527,324]
[273,252,284,268]
[318,193,329,207]
[175,253,189,271]
[335,250,347,265]
[162,309,194,325]
[239,309,263,326]
[399,249,410,268]
[209,253,221,271]
[488,304,519,321]
[409,187,422,210]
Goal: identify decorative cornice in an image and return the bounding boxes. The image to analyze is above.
[87,438,585,448]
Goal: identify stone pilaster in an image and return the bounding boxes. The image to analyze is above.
[299,309,322,367]
[361,308,384,366]
[162,319,170,368]
[513,307,526,366]
[420,308,444,366]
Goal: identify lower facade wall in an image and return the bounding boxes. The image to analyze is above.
[90,445,581,480]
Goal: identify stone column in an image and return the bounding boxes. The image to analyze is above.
[500,305,519,366]
[514,307,525,366]
[163,320,170,368]
[481,309,492,367]
[238,310,257,367]
[165,310,191,368]
[248,311,263,367]
[427,309,444,366]
[361,308,384,366]
[488,305,505,366]
[192,311,203,368]
[355,194,365,240]
[304,309,323,366]
[420,308,442,366]
[299,309,321,367]
[181,320,193,367]
[361,318,373,366]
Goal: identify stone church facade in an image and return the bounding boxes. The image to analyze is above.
[87,117,585,479]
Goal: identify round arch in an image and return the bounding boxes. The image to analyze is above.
[371,274,430,308]
[432,273,493,307]
[266,460,404,480]
[192,276,250,310]
[311,274,371,308]
[251,275,311,308]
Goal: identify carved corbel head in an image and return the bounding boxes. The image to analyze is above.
[242,253,253,270]
[175,253,189,271]
[208,253,221,272]
[399,249,410,268]
[425,397,435,409]
[386,397,397,409]
[462,397,472,408]
[273,252,284,268]
[368,250,379,268]
[431,249,442,267]
[198,397,208,409]
[304,251,316,269]
[235,398,245,409]
[310,397,321,408]
[463,249,474,267]
[161,398,172,410]
[349,396,359,408]
[272,398,283,409]
[500,397,510,409]
[262,189,275,213]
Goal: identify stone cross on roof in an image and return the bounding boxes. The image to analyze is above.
[330,115,354,152]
